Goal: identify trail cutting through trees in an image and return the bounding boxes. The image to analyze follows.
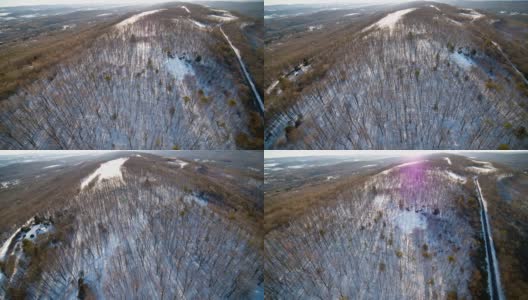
[219,27,264,114]
[474,176,505,300]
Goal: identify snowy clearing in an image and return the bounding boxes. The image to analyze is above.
[345,13,360,17]
[165,57,194,82]
[497,173,513,181]
[308,25,323,31]
[190,19,207,29]
[184,194,208,207]
[287,165,307,169]
[265,163,279,168]
[372,194,390,208]
[0,179,20,189]
[381,160,426,175]
[445,171,467,183]
[361,164,377,168]
[43,164,61,169]
[450,52,475,70]
[459,9,484,21]
[62,24,76,30]
[326,176,339,181]
[97,13,112,17]
[209,12,237,22]
[393,210,427,234]
[169,160,188,168]
[80,158,129,190]
[430,5,441,12]
[446,17,462,26]
[444,157,452,165]
[467,160,496,174]
[180,6,191,14]
[115,9,166,28]
[363,8,416,32]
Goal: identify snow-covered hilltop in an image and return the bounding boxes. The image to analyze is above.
[264,153,528,299]
[0,4,263,150]
[265,3,528,150]
[0,152,263,299]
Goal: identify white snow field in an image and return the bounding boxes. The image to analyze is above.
[115,9,166,28]
[363,8,417,32]
[80,158,129,190]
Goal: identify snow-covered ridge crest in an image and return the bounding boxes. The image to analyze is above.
[363,8,417,33]
[115,9,167,28]
[80,158,129,190]
[459,8,484,21]
[380,160,427,175]
[466,159,496,174]
[180,6,191,14]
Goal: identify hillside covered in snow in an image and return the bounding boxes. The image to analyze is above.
[0,2,264,149]
[264,152,528,299]
[265,1,528,150]
[0,151,263,298]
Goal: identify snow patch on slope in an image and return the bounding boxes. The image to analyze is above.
[363,8,416,32]
[394,210,427,234]
[381,160,426,175]
[209,10,237,22]
[81,158,129,190]
[451,52,475,70]
[43,164,61,169]
[445,171,467,183]
[459,9,484,21]
[362,164,378,168]
[184,194,208,207]
[115,9,166,28]
[430,5,440,12]
[180,6,191,14]
[169,160,188,168]
[190,19,207,29]
[166,57,194,82]
[0,179,20,189]
[467,160,496,174]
